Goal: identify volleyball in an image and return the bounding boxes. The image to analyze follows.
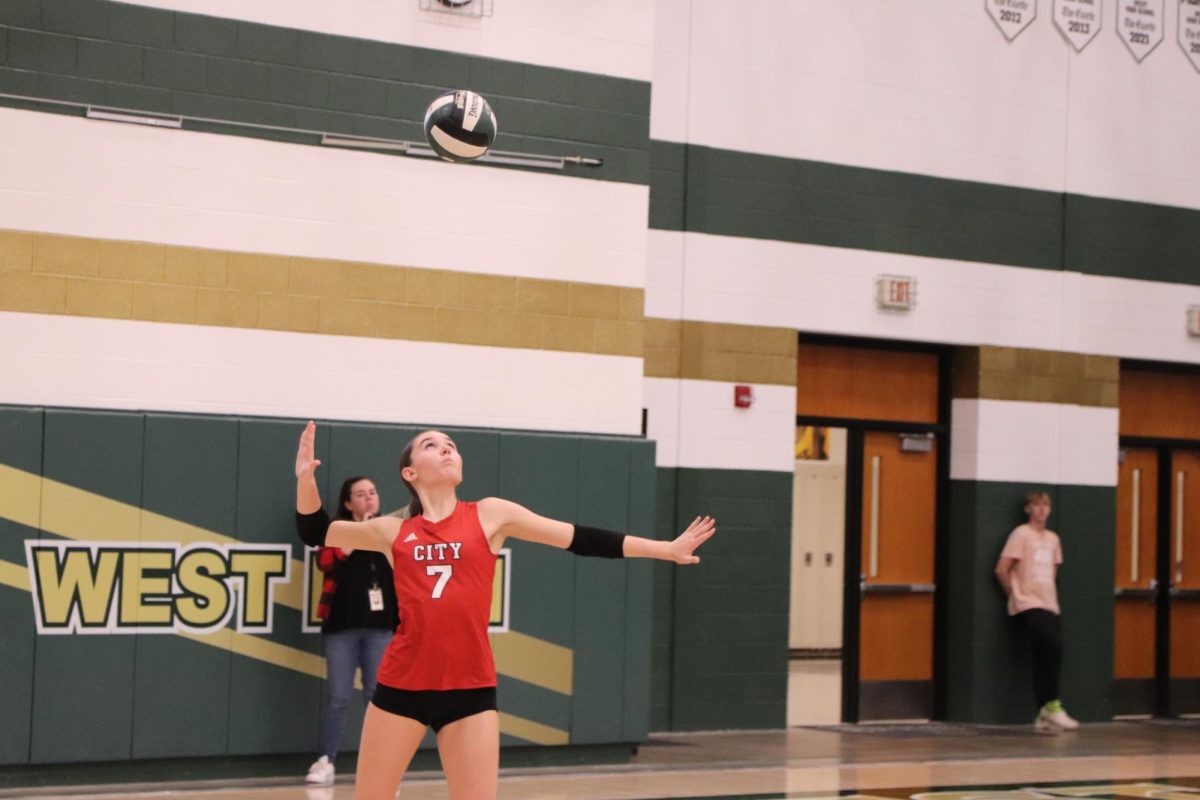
[422,89,498,163]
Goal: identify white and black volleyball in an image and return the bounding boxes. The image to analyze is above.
[422,89,498,163]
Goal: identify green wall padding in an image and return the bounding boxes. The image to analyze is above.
[0,406,655,765]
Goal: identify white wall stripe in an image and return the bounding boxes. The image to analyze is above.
[0,108,648,289]
[0,312,643,435]
[645,377,794,472]
[653,0,1070,192]
[653,0,1200,210]
[117,0,653,81]
[950,398,1118,487]
[646,230,1200,366]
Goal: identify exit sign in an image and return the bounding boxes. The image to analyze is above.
[876,275,916,310]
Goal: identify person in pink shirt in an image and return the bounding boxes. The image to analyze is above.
[994,490,1080,733]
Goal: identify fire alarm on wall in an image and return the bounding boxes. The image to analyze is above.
[734,385,754,408]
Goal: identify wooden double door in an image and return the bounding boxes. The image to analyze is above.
[1114,446,1200,716]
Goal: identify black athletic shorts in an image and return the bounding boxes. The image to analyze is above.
[370,684,497,732]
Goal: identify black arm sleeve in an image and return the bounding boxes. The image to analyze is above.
[295,507,332,548]
[567,524,626,559]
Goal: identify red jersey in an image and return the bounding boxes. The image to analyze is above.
[376,501,498,690]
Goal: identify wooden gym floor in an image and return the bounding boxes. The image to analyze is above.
[2,721,1199,799]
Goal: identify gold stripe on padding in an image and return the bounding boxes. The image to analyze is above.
[0,463,306,611]
[0,559,30,591]
[499,711,570,746]
[5,554,570,740]
[140,508,304,610]
[0,463,41,530]
[179,628,327,677]
[490,630,573,696]
[0,463,577,698]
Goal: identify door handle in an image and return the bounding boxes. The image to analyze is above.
[868,455,881,578]
[1131,467,1141,583]
[1176,469,1186,585]
[862,582,936,594]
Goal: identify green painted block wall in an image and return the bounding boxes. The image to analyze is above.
[0,406,655,765]
[651,466,792,732]
[0,0,650,185]
[648,140,1200,286]
[944,479,1115,724]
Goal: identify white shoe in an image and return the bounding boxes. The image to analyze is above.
[1033,712,1061,734]
[1043,707,1080,730]
[1035,705,1079,732]
[306,755,335,785]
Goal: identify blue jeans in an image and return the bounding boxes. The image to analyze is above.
[319,628,392,759]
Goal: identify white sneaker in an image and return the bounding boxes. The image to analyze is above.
[305,755,335,785]
[1033,712,1061,734]
[1043,707,1080,731]
[1035,705,1079,732]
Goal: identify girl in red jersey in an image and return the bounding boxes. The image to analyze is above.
[294,421,715,800]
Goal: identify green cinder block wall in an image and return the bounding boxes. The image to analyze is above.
[0,0,651,185]
[651,466,792,731]
[945,479,1115,724]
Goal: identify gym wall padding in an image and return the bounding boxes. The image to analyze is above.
[0,405,655,765]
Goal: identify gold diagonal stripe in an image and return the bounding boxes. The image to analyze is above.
[0,559,30,591]
[499,713,570,746]
[0,463,306,610]
[6,560,568,743]
[490,630,573,695]
[0,464,575,697]
[0,462,41,529]
[178,627,327,677]
[172,626,565,743]
[181,629,564,744]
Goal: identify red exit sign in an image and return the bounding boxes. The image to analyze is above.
[876,275,917,310]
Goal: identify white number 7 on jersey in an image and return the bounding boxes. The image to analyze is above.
[426,564,452,599]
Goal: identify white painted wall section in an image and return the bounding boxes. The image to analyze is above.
[0,108,648,288]
[0,312,643,435]
[646,377,794,472]
[654,0,1200,209]
[653,0,1071,192]
[647,230,1200,366]
[950,398,1118,487]
[117,0,653,80]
